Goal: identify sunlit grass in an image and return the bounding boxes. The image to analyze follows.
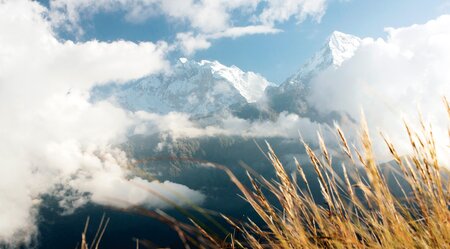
[79,98,450,248]
[153,98,450,249]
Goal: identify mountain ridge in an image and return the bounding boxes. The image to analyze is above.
[91,31,362,121]
[91,58,273,117]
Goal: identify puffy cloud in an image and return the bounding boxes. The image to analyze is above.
[48,0,323,32]
[307,15,450,163]
[47,0,326,53]
[0,1,202,246]
[176,25,281,54]
[175,32,212,55]
[67,166,205,209]
[258,0,327,25]
[49,0,246,34]
[134,111,327,143]
[209,25,282,39]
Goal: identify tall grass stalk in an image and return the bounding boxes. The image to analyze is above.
[154,99,450,248]
[82,99,449,248]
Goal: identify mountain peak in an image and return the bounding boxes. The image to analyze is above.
[327,31,361,66]
[92,58,273,116]
[329,30,355,41]
[172,58,273,103]
[282,31,361,85]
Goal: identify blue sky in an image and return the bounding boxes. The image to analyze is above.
[195,0,449,83]
[38,0,449,83]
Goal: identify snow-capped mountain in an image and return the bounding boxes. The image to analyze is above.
[265,31,361,117]
[92,31,361,120]
[91,58,273,117]
[284,31,361,86]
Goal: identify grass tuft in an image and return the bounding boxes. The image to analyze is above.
[158,99,450,248]
[83,99,449,248]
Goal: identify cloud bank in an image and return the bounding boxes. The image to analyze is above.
[307,15,450,163]
[0,1,203,246]
[134,111,326,143]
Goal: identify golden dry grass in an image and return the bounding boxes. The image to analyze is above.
[80,98,450,249]
[77,214,110,249]
[152,98,450,249]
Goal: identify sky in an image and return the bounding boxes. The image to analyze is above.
[36,0,450,83]
[1,0,450,247]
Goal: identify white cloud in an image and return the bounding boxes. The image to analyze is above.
[176,25,281,54]
[175,32,212,55]
[0,1,203,246]
[47,0,326,53]
[209,25,282,39]
[307,15,450,163]
[134,111,327,143]
[48,0,256,34]
[67,166,205,209]
[258,0,327,25]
